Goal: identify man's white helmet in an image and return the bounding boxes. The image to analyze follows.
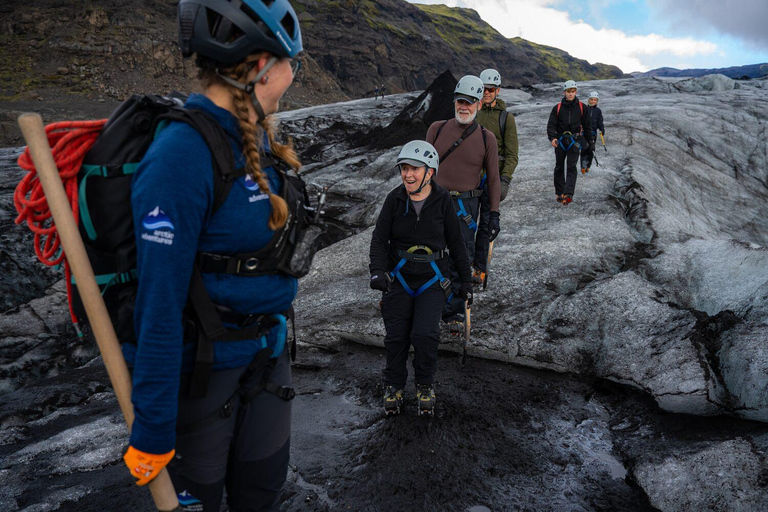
[589,91,599,99]
[480,69,501,87]
[396,140,439,174]
[454,75,484,103]
[563,80,577,90]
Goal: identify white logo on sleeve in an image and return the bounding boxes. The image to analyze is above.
[140,206,175,246]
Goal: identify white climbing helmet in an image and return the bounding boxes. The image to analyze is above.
[563,80,577,91]
[454,75,484,103]
[480,68,501,87]
[589,91,599,99]
[396,140,439,175]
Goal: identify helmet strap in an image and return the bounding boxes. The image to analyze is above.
[217,56,278,122]
[408,169,432,196]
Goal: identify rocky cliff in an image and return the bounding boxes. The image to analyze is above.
[0,0,624,114]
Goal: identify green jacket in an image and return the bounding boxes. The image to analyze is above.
[477,98,519,182]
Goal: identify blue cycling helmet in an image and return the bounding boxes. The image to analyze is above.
[178,0,303,64]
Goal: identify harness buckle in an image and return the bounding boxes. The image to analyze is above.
[439,278,453,298]
[462,214,474,225]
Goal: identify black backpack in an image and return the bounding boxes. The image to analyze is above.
[71,94,323,397]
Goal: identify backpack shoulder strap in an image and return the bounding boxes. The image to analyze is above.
[158,108,242,218]
[434,119,450,142]
[499,110,508,140]
[579,101,584,115]
[556,102,561,116]
[438,121,478,163]
[481,125,487,150]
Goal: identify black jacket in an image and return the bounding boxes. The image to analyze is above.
[547,97,593,142]
[369,183,472,286]
[587,105,605,135]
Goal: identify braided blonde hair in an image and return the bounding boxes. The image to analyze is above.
[204,58,302,230]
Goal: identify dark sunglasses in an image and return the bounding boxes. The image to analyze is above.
[483,87,497,92]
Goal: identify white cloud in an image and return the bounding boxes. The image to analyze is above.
[411,0,718,72]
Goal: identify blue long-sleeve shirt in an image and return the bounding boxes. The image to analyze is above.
[126,94,297,454]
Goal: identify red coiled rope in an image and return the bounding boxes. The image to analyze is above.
[14,119,108,328]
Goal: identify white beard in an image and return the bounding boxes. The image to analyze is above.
[455,109,478,125]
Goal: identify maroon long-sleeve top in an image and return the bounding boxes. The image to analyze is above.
[426,118,500,212]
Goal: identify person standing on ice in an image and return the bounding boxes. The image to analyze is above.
[547,80,592,205]
[369,141,473,417]
[122,0,305,509]
[580,91,605,174]
[473,68,518,286]
[427,75,500,331]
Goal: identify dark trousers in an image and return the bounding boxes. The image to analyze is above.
[168,350,292,511]
[580,146,594,170]
[473,183,491,273]
[444,195,479,319]
[554,145,580,196]
[382,280,445,387]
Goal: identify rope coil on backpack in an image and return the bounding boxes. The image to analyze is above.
[14,119,108,332]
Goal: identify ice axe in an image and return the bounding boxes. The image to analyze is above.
[600,132,607,152]
[17,113,181,512]
[461,298,471,366]
[482,240,494,291]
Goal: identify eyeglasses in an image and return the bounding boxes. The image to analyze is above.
[288,57,302,77]
[483,87,497,92]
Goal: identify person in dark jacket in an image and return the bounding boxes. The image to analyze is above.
[369,140,473,417]
[547,80,593,205]
[580,91,605,174]
[122,0,304,510]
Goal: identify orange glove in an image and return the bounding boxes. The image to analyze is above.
[123,445,175,486]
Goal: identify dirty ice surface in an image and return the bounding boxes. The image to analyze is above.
[2,75,768,511]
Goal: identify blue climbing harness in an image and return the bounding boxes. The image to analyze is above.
[450,190,482,231]
[558,131,581,152]
[389,246,453,301]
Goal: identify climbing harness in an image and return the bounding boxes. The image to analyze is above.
[389,245,453,301]
[450,190,482,231]
[558,131,581,152]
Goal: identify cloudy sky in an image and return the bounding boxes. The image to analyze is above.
[408,0,768,72]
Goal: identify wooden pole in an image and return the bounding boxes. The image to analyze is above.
[18,113,180,512]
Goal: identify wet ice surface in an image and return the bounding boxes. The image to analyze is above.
[2,76,768,510]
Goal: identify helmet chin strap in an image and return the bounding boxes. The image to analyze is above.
[217,56,278,122]
[408,169,432,196]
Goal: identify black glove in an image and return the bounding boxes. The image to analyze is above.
[370,270,391,292]
[460,282,473,306]
[500,177,511,201]
[488,211,501,242]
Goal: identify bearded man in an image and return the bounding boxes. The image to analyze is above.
[426,75,501,327]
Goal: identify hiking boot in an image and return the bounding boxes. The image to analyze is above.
[416,384,436,416]
[383,386,404,416]
[448,319,464,335]
[556,194,564,204]
[472,269,486,286]
[581,167,588,174]
[562,194,573,205]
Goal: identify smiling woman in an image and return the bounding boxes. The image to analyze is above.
[369,140,473,417]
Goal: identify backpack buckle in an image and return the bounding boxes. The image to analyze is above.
[237,257,260,272]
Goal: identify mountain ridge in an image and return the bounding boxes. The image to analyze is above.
[632,63,768,79]
[0,0,625,111]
